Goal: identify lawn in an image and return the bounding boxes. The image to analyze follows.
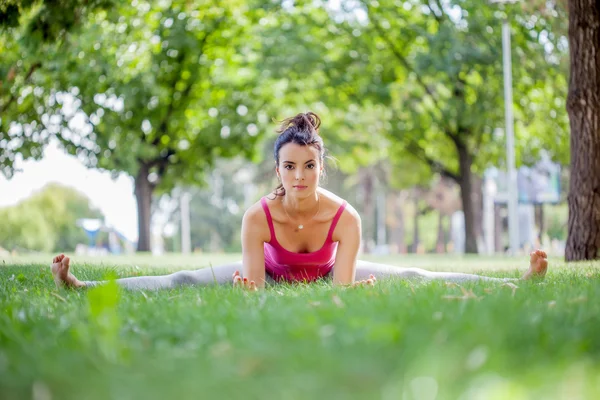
[1,253,600,400]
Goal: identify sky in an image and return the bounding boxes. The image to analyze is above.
[0,141,139,242]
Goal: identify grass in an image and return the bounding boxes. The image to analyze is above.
[1,253,600,399]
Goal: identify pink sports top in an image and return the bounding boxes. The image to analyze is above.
[260,197,347,282]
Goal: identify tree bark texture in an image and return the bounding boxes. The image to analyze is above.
[412,195,420,253]
[565,0,600,261]
[134,164,154,252]
[456,143,478,253]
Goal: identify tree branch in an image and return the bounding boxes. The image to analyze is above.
[405,140,460,183]
[369,16,441,111]
[425,0,443,24]
[0,61,42,113]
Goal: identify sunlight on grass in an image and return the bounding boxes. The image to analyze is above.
[1,254,600,399]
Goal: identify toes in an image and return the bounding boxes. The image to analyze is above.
[533,249,547,259]
[249,281,257,291]
[369,274,377,281]
[243,277,249,287]
[62,256,70,270]
[233,275,242,287]
[232,270,240,279]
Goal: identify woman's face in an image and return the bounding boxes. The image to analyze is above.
[276,143,323,197]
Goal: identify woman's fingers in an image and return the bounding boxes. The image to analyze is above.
[232,273,257,291]
[233,274,243,287]
[352,276,377,287]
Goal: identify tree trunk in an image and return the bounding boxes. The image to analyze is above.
[471,174,484,247]
[436,211,445,253]
[494,204,503,253]
[394,191,407,253]
[361,170,375,253]
[535,204,544,243]
[565,0,600,261]
[411,195,420,253]
[456,142,478,253]
[134,164,154,252]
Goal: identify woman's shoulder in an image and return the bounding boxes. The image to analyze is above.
[241,198,271,242]
[243,197,268,222]
[318,188,360,221]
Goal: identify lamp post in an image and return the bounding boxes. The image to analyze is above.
[491,0,520,255]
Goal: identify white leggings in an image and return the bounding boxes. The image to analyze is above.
[83,260,515,290]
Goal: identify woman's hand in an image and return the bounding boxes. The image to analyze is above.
[352,274,376,287]
[232,270,258,291]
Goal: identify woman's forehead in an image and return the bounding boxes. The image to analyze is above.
[278,143,320,161]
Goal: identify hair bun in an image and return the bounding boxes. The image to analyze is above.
[276,112,321,134]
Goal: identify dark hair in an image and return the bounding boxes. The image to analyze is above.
[272,112,326,197]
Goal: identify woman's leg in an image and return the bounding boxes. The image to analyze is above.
[51,254,242,291]
[355,250,548,283]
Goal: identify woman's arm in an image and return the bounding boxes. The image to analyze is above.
[331,207,362,286]
[241,204,269,289]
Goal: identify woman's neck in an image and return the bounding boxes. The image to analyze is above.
[281,192,320,218]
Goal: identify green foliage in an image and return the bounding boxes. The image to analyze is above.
[0,183,103,252]
[82,278,123,362]
[0,0,116,178]
[52,0,267,190]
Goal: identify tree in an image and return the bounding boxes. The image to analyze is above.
[0,183,103,252]
[334,0,569,253]
[0,0,115,177]
[253,0,569,253]
[565,0,600,261]
[42,0,269,251]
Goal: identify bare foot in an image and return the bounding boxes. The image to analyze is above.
[51,254,85,289]
[522,249,548,280]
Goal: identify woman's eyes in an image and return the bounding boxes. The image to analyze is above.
[284,164,315,170]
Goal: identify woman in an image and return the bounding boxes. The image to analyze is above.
[51,112,548,291]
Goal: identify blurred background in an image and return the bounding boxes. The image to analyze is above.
[0,0,568,259]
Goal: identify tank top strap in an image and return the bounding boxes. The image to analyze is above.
[326,200,348,242]
[260,197,278,244]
